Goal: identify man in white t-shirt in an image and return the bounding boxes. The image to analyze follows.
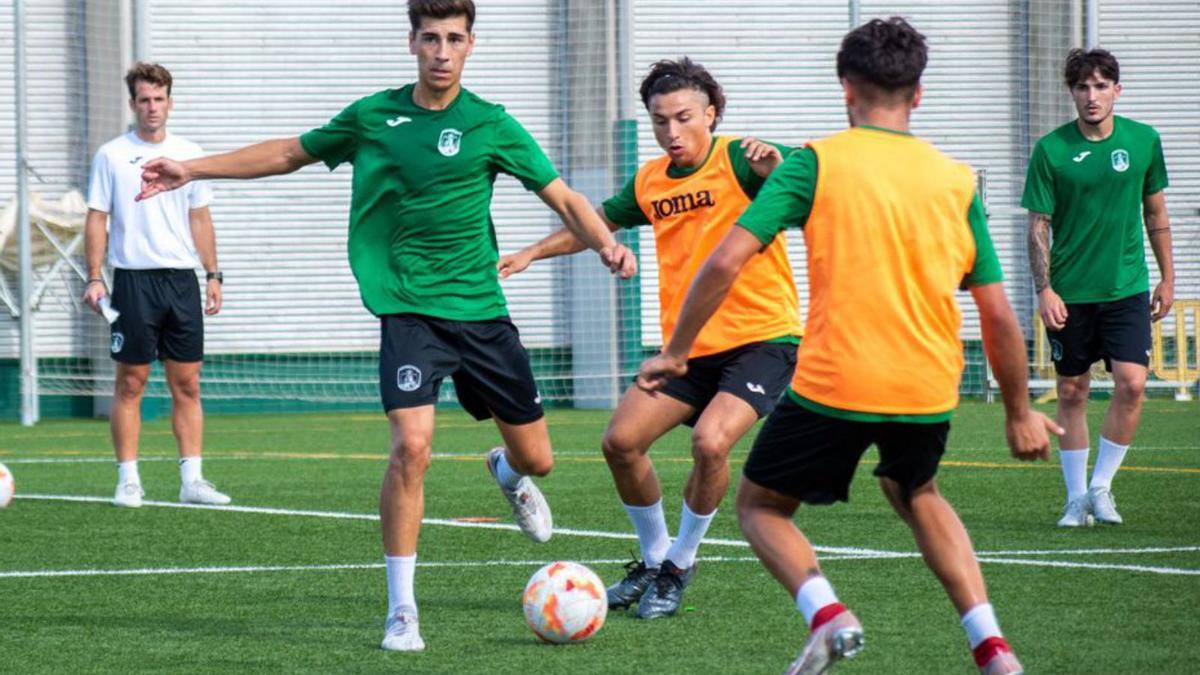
[82,62,230,508]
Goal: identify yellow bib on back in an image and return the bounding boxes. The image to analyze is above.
[793,127,977,414]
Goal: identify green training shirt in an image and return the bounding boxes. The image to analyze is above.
[736,130,1003,423]
[300,84,559,319]
[1021,115,1168,303]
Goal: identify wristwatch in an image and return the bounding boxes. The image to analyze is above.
[206,271,224,284]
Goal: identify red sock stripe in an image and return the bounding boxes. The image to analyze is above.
[810,602,847,631]
[972,636,1011,668]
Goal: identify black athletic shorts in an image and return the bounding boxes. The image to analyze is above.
[743,396,949,504]
[1047,291,1151,377]
[378,313,544,425]
[660,341,798,426]
[109,268,204,364]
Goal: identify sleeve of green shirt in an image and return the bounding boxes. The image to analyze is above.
[298,99,361,171]
[600,175,650,227]
[491,112,560,192]
[963,191,1004,287]
[1145,133,1169,195]
[727,138,795,198]
[1020,141,1055,215]
[735,146,817,246]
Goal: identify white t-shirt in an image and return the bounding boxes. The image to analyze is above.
[87,131,214,270]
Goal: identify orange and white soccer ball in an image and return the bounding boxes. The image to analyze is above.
[0,462,13,508]
[522,561,607,644]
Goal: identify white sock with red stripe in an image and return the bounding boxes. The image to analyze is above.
[795,576,846,630]
[962,603,1011,666]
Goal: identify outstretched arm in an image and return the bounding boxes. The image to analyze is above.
[971,282,1062,460]
[637,226,761,391]
[535,179,636,279]
[139,138,317,201]
[498,207,622,279]
[1143,191,1174,321]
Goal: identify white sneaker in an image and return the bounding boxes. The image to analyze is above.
[979,649,1025,675]
[1056,494,1094,528]
[485,447,552,543]
[381,608,425,652]
[112,481,144,508]
[785,610,864,675]
[1088,486,1123,525]
[179,479,232,505]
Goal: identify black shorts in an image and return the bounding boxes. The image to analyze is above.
[743,396,948,505]
[379,313,544,425]
[109,268,204,364]
[1047,291,1151,376]
[660,341,798,426]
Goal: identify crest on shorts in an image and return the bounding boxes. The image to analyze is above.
[1050,338,1063,363]
[1110,149,1130,173]
[396,365,422,392]
[438,128,462,157]
[111,331,125,354]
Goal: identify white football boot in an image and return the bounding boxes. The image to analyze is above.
[1056,493,1094,528]
[1088,486,1123,525]
[179,479,232,505]
[486,447,552,543]
[112,481,144,508]
[785,610,864,675]
[381,608,425,652]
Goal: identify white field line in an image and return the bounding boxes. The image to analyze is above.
[10,494,1200,577]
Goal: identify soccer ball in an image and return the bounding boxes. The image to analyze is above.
[0,463,13,508]
[522,561,607,644]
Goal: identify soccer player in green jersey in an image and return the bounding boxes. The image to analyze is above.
[137,0,635,652]
[1022,49,1175,528]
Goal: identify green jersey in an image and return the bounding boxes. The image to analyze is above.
[300,85,559,319]
[1021,115,1168,303]
[600,137,791,226]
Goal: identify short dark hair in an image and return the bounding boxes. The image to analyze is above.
[125,62,172,99]
[408,0,475,32]
[836,17,927,99]
[639,57,726,131]
[1064,48,1119,87]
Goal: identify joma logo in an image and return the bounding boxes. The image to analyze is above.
[651,190,715,219]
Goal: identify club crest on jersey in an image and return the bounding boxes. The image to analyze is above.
[1110,149,1130,173]
[111,331,125,354]
[397,365,422,392]
[438,128,462,157]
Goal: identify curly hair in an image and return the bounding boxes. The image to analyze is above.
[639,57,726,131]
[836,17,927,98]
[124,62,172,99]
[1064,48,1119,87]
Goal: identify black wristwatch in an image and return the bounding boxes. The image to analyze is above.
[206,271,223,284]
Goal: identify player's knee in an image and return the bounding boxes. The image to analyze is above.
[690,428,732,467]
[1113,374,1146,402]
[168,376,201,401]
[601,428,641,465]
[115,372,147,400]
[1057,379,1090,406]
[389,434,432,474]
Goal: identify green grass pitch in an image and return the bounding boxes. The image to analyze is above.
[1,400,1197,673]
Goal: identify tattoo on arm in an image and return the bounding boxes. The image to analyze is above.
[1028,214,1052,293]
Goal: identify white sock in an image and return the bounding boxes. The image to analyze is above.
[960,603,1003,649]
[1090,437,1129,490]
[386,554,417,617]
[795,576,840,627]
[118,460,140,485]
[663,500,715,570]
[493,450,524,491]
[180,457,203,485]
[1059,448,1089,501]
[623,500,670,568]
